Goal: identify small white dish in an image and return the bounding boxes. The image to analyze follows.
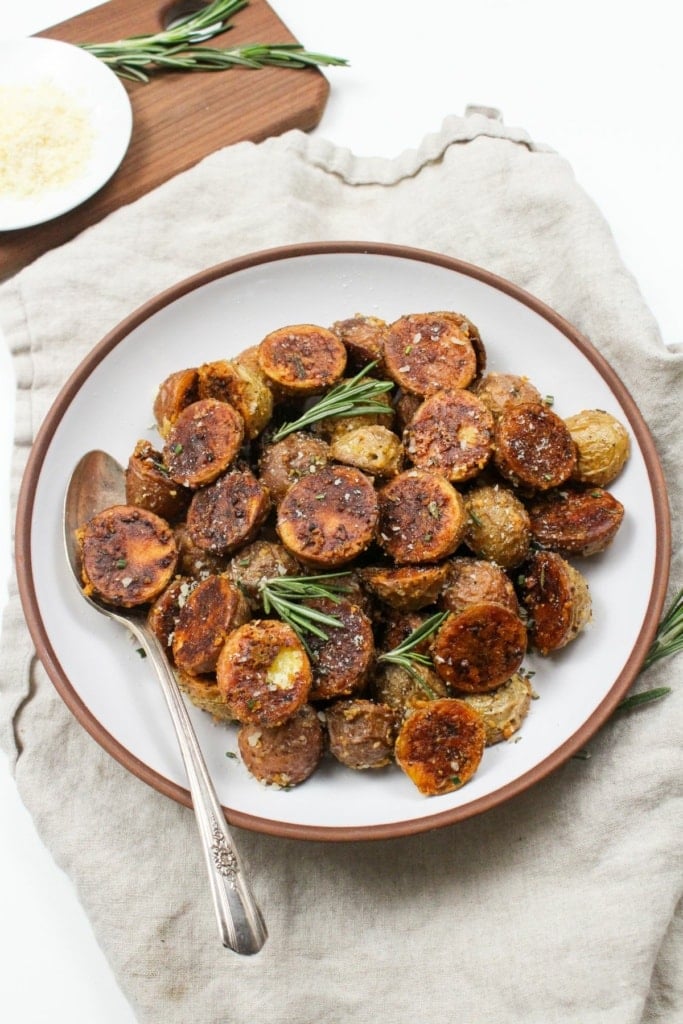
[0,37,132,231]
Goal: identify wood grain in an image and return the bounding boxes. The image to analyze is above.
[0,0,330,278]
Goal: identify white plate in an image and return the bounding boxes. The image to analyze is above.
[16,243,671,840]
[0,38,132,230]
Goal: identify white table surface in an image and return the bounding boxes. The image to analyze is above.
[1,2,680,1020]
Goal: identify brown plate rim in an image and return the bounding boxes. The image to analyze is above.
[15,240,672,842]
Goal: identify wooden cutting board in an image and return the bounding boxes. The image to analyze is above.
[0,0,330,278]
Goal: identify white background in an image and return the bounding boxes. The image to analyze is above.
[0,2,680,1020]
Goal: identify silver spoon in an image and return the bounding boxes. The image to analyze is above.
[64,449,267,955]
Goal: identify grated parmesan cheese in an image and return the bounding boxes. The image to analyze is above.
[0,80,94,199]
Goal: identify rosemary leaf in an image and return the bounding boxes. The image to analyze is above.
[377,611,448,694]
[257,572,352,643]
[642,587,683,670]
[617,687,672,712]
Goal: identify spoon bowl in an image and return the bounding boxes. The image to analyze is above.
[64,450,267,954]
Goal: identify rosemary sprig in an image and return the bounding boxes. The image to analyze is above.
[257,572,352,643]
[377,612,448,694]
[271,362,394,443]
[642,586,683,670]
[80,0,348,83]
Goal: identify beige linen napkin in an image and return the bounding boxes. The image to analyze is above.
[1,113,681,1024]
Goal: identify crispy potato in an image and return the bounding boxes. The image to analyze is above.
[226,539,300,611]
[526,485,624,556]
[186,466,271,556]
[383,312,479,396]
[370,662,449,716]
[472,372,542,420]
[258,433,331,504]
[216,619,312,726]
[431,603,527,693]
[330,314,388,372]
[173,524,229,579]
[330,425,404,478]
[163,399,245,488]
[277,464,378,568]
[147,576,198,651]
[393,390,422,434]
[519,551,592,655]
[460,673,533,744]
[405,389,494,482]
[394,698,486,795]
[378,609,434,655]
[175,668,235,722]
[441,556,519,615]
[197,358,273,440]
[325,699,398,769]
[359,563,450,610]
[434,310,487,378]
[125,440,191,521]
[315,381,394,439]
[564,409,631,486]
[258,323,347,397]
[377,469,467,564]
[172,574,251,675]
[304,597,375,701]
[78,505,178,608]
[494,401,577,491]
[153,367,199,438]
[237,704,324,787]
[463,483,532,569]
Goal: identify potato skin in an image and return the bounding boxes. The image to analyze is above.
[526,485,624,556]
[359,563,450,610]
[441,557,519,615]
[226,539,300,611]
[258,433,331,504]
[326,699,398,769]
[383,312,479,396]
[494,401,577,491]
[405,389,494,482]
[186,466,271,556]
[565,409,631,487]
[216,619,312,726]
[258,323,347,396]
[304,597,375,701]
[197,358,273,440]
[330,314,388,372]
[125,440,191,522]
[460,673,533,745]
[394,698,486,795]
[147,576,198,650]
[371,662,449,716]
[377,469,467,564]
[173,524,229,580]
[519,550,592,655]
[153,367,199,438]
[277,464,379,568]
[463,484,531,569]
[330,425,404,479]
[237,704,324,787]
[163,399,245,488]
[78,505,178,608]
[472,372,542,420]
[175,668,235,722]
[171,574,251,676]
[431,603,527,693]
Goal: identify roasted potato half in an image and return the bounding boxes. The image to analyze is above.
[125,440,191,522]
[359,563,450,610]
[226,539,300,611]
[494,401,577,491]
[258,432,331,504]
[463,483,532,570]
[186,466,271,556]
[564,409,631,487]
[472,372,543,420]
[526,485,624,556]
[460,673,533,745]
[431,603,527,693]
[197,358,273,440]
[383,312,479,396]
[377,469,467,564]
[325,699,398,770]
[370,662,449,717]
[163,398,245,488]
[258,323,347,397]
[394,698,486,795]
[237,704,324,788]
[153,367,199,438]
[305,597,375,701]
[441,556,519,615]
[329,425,404,479]
[171,574,251,676]
[519,550,592,655]
[330,314,388,371]
[405,389,494,482]
[175,668,235,723]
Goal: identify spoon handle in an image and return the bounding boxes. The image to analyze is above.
[135,623,267,954]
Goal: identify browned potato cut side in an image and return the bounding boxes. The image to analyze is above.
[216,620,312,726]
[197,358,273,440]
[153,367,199,438]
[258,324,347,396]
[78,505,178,608]
[172,574,251,676]
[431,603,527,693]
[460,673,533,745]
[147,576,198,651]
[433,310,487,378]
[173,524,229,579]
[237,704,324,787]
[304,597,375,701]
[405,389,494,482]
[383,312,478,396]
[258,433,331,504]
[463,484,532,569]
[377,469,467,564]
[472,372,542,420]
[277,464,378,568]
[175,668,235,722]
[526,485,625,556]
[226,540,300,611]
[359,563,450,610]
[125,439,191,521]
[393,390,422,433]
[330,314,388,371]
[330,425,404,478]
[519,550,592,655]
[565,409,631,486]
[163,399,245,488]
[325,699,398,769]
[186,467,271,556]
[394,698,485,795]
[441,557,519,616]
[494,402,577,491]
